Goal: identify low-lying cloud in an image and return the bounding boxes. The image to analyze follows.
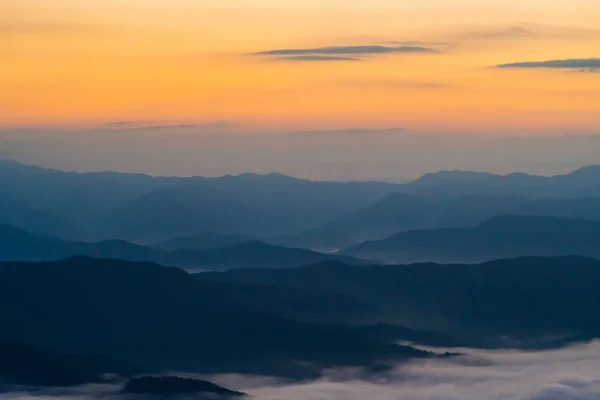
[212,341,600,400]
[2,341,600,399]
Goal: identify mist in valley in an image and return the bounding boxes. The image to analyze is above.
[3,341,600,400]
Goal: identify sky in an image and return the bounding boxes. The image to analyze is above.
[1,0,600,178]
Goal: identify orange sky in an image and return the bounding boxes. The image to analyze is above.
[2,0,600,132]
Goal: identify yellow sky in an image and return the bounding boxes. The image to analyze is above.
[2,0,600,132]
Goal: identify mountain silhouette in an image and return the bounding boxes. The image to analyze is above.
[153,232,253,251]
[0,200,68,237]
[342,216,600,263]
[168,241,374,270]
[277,194,600,251]
[0,224,371,270]
[3,159,600,242]
[121,376,245,397]
[0,257,429,376]
[0,160,400,241]
[0,341,142,387]
[404,165,600,198]
[104,175,401,242]
[202,256,600,338]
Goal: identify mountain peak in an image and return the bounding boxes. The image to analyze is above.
[566,165,600,178]
[410,170,499,186]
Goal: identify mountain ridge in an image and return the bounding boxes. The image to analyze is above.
[0,223,372,270]
[341,215,600,263]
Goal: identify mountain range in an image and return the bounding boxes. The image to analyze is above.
[0,341,141,387]
[202,256,600,338]
[153,232,253,251]
[275,194,600,251]
[3,159,600,244]
[404,165,600,198]
[341,215,600,264]
[0,224,371,270]
[0,159,401,241]
[0,257,431,377]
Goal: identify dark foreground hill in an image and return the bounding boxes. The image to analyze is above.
[0,224,371,270]
[122,376,245,397]
[342,216,600,264]
[0,257,428,377]
[202,256,600,338]
[0,341,141,387]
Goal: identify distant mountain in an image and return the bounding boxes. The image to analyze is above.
[0,224,371,270]
[168,241,374,270]
[342,216,600,264]
[4,158,600,242]
[202,256,600,337]
[0,341,141,387]
[271,193,437,251]
[277,194,600,252]
[104,175,402,242]
[0,160,404,241]
[404,165,600,198]
[274,194,529,251]
[0,159,185,239]
[153,232,253,251]
[0,257,430,376]
[0,200,68,237]
[0,224,164,263]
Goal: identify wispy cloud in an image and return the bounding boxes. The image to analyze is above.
[497,58,600,72]
[577,68,600,73]
[273,55,360,62]
[95,121,232,132]
[252,45,439,62]
[284,127,406,138]
[388,40,454,47]
[460,24,600,40]
[465,26,536,39]
[345,79,447,89]
[102,121,160,128]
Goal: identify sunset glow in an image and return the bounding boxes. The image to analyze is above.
[3,0,599,132]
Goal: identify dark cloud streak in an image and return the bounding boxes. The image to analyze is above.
[252,44,439,62]
[255,45,437,56]
[497,58,600,71]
